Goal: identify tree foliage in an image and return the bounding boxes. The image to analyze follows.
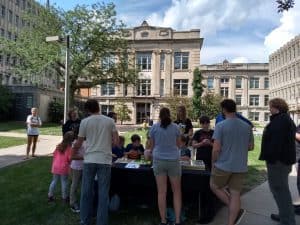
[114,99,132,125]
[192,67,205,119]
[165,96,193,121]
[0,2,138,105]
[48,99,64,123]
[200,93,223,119]
[276,0,295,12]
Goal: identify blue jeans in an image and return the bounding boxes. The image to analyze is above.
[267,162,296,225]
[80,163,111,225]
[48,174,69,199]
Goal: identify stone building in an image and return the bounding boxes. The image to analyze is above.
[0,0,61,121]
[201,60,270,125]
[269,35,300,124]
[81,21,203,124]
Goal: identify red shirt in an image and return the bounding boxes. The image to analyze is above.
[51,146,71,175]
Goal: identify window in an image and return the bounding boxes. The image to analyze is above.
[136,52,151,71]
[264,95,269,106]
[250,95,259,106]
[1,5,5,18]
[236,77,242,88]
[236,95,242,106]
[249,112,259,121]
[101,105,114,116]
[264,77,269,89]
[22,0,26,10]
[26,96,33,109]
[207,77,214,89]
[101,55,115,70]
[174,52,189,70]
[249,77,259,89]
[160,53,165,70]
[21,19,25,27]
[7,31,12,40]
[91,86,98,96]
[15,15,19,26]
[0,55,3,65]
[220,77,229,83]
[101,82,115,96]
[160,79,164,96]
[137,79,151,96]
[16,0,20,6]
[173,79,188,96]
[8,10,13,23]
[220,87,228,98]
[0,28,4,37]
[264,112,270,121]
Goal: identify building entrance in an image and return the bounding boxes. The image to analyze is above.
[136,103,150,124]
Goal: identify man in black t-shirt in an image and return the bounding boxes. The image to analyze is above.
[192,116,214,170]
[192,115,215,224]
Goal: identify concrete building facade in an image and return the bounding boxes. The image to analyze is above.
[0,0,62,121]
[201,60,270,125]
[269,35,300,124]
[82,21,203,124]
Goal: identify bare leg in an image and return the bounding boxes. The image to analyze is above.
[169,176,182,224]
[210,180,230,205]
[26,136,33,159]
[227,189,241,225]
[155,175,168,224]
[31,136,38,156]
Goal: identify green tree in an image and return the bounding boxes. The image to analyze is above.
[192,67,205,119]
[0,85,13,120]
[201,93,223,119]
[0,2,138,105]
[165,96,193,121]
[277,0,295,12]
[115,99,132,125]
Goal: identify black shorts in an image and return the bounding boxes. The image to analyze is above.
[27,135,39,137]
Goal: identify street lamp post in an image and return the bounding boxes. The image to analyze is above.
[46,35,70,123]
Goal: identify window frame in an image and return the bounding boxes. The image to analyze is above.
[174,52,189,70]
[173,79,188,96]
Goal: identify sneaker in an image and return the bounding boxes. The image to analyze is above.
[48,196,55,202]
[270,214,280,222]
[71,204,80,213]
[234,209,246,225]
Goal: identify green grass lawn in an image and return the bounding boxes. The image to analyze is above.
[0,121,62,136]
[0,136,27,149]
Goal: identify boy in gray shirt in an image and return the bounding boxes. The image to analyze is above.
[210,99,254,225]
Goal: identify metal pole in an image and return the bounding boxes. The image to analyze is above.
[63,35,70,123]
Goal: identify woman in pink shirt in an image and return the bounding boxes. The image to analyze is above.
[48,131,74,202]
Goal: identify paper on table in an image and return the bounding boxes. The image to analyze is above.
[125,162,140,169]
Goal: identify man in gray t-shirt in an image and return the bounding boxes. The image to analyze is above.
[210,99,254,225]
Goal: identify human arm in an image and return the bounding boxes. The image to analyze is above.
[72,136,84,157]
[248,130,254,151]
[112,131,119,147]
[211,139,221,165]
[296,126,300,142]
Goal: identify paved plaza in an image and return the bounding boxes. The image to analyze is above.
[0,131,299,225]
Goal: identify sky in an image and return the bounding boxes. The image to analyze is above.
[38,0,300,64]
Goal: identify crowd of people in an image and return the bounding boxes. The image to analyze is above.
[24,96,300,225]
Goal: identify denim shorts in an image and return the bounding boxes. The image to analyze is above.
[153,159,181,177]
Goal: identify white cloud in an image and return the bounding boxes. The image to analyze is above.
[147,0,276,36]
[264,3,300,55]
[201,42,268,64]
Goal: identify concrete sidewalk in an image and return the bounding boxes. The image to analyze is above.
[0,132,300,224]
[0,132,61,168]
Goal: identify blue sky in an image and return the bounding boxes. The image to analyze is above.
[38,0,300,64]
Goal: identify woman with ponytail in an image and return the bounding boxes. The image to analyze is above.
[149,107,182,225]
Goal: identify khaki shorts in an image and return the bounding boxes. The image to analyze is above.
[210,167,246,192]
[153,159,181,177]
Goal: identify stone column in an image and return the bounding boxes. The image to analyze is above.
[152,49,161,97]
[242,76,248,106]
[127,48,136,97]
[164,50,172,96]
[229,76,236,99]
[214,75,220,95]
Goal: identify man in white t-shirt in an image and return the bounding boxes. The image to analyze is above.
[73,99,118,225]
